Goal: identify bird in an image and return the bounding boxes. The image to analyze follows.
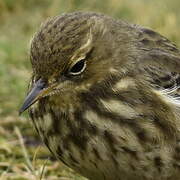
[19,12,180,180]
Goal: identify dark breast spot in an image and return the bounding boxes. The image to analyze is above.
[154,156,163,172]
[57,145,64,157]
[67,129,89,151]
[69,153,79,165]
[92,147,102,160]
[111,155,119,168]
[173,146,180,161]
[121,146,138,160]
[175,146,180,153]
[74,111,99,136]
[104,130,118,154]
[130,164,136,171]
[173,163,180,169]
[29,109,34,121]
[136,130,147,142]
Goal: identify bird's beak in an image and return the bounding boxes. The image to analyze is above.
[19,78,47,114]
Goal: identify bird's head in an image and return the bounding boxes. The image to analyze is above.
[19,12,136,113]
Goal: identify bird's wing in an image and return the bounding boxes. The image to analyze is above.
[136,27,180,99]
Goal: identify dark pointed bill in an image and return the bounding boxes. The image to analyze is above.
[19,79,46,114]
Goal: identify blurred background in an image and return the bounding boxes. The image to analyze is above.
[0,0,180,179]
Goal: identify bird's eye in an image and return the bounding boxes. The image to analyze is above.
[69,59,86,75]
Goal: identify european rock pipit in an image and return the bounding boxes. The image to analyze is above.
[20,12,180,180]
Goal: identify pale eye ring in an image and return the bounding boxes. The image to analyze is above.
[69,59,86,75]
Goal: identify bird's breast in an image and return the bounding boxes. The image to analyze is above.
[28,95,180,180]
[28,101,136,180]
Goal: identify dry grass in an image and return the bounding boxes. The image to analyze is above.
[0,0,180,179]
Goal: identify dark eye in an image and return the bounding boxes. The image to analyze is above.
[69,59,86,75]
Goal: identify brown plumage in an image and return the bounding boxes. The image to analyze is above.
[20,12,180,180]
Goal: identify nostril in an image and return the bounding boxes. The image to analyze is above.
[36,78,47,89]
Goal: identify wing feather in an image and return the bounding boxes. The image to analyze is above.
[136,27,180,100]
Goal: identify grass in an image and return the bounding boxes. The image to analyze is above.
[0,0,180,179]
